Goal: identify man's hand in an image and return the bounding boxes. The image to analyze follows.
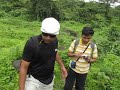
[83,56,90,63]
[61,66,68,79]
[56,52,68,79]
[74,53,83,58]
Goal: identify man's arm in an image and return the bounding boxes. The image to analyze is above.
[88,57,97,63]
[19,60,30,90]
[68,51,83,58]
[56,52,68,78]
[85,45,98,63]
[68,51,97,63]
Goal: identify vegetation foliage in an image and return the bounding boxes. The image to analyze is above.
[0,0,120,90]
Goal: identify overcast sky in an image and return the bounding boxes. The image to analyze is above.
[84,0,120,7]
[85,0,98,2]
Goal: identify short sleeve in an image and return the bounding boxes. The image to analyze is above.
[92,44,98,58]
[22,39,35,62]
[68,40,76,52]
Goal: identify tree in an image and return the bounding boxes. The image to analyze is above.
[98,0,119,20]
[98,0,119,3]
[115,5,120,21]
[54,0,82,21]
[28,0,60,20]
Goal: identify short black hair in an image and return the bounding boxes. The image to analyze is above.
[82,27,94,36]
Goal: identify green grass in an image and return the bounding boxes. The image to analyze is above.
[0,17,40,90]
[0,16,120,90]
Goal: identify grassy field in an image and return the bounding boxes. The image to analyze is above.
[0,16,120,90]
[0,17,40,90]
[0,16,84,90]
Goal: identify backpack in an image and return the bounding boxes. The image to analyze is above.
[12,36,40,71]
[73,39,95,58]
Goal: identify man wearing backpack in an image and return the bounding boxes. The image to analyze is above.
[19,17,68,90]
[64,27,98,90]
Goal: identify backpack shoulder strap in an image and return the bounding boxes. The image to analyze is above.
[73,38,80,53]
[31,35,43,51]
[90,41,95,58]
[31,35,39,46]
[28,35,42,77]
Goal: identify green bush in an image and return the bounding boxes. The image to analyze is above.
[0,11,7,17]
[0,12,120,90]
[9,8,27,17]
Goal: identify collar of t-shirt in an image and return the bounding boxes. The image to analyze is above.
[79,38,91,46]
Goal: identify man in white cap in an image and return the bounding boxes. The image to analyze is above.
[19,17,68,90]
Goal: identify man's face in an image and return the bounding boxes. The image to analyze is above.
[82,35,92,44]
[42,32,56,43]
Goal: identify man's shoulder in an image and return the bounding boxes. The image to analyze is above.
[25,35,40,47]
[29,35,42,43]
[90,41,97,48]
[55,37,58,42]
[30,35,40,40]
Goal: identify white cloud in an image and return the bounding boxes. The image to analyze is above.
[111,2,120,7]
[84,0,120,7]
[84,0,99,2]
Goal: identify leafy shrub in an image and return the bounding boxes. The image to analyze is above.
[9,8,27,17]
[101,54,120,89]
[0,11,7,17]
[106,26,120,56]
[0,38,21,48]
[86,53,120,90]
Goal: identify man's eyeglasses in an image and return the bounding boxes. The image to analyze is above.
[42,32,56,38]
